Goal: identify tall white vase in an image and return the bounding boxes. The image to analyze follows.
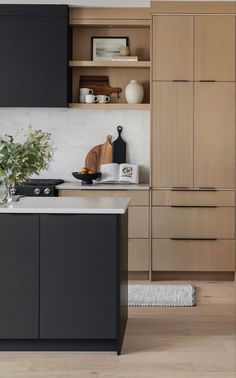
[125,80,144,104]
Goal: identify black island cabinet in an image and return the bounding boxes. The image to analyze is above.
[0,210,128,354]
[0,5,70,107]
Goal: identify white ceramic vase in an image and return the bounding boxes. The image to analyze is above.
[125,80,144,104]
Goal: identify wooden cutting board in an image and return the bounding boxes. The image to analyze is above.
[85,135,113,172]
[80,75,122,96]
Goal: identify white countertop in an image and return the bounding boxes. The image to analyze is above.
[0,197,130,214]
[57,182,150,191]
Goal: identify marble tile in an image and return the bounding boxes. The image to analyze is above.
[0,108,150,183]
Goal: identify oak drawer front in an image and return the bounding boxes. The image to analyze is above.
[152,190,235,207]
[152,239,235,272]
[128,239,150,271]
[128,207,149,239]
[152,207,235,239]
[59,190,149,206]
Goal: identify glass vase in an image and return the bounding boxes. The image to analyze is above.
[0,176,12,205]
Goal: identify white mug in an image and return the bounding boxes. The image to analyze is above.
[80,88,93,95]
[80,95,85,103]
[79,88,93,103]
[97,95,110,104]
[85,94,98,104]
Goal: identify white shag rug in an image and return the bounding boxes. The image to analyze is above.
[128,284,196,307]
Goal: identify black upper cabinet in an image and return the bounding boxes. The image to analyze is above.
[0,5,70,107]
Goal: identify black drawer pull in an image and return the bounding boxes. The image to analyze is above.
[199,80,216,82]
[171,238,218,241]
[171,187,189,191]
[170,205,217,208]
[171,188,217,192]
[172,80,190,82]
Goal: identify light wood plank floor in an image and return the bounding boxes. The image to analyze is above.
[0,281,235,378]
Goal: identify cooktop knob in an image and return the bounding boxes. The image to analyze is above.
[34,188,41,195]
[10,188,17,195]
[44,188,51,195]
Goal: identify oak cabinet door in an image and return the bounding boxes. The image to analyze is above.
[152,206,235,239]
[152,239,235,272]
[194,16,235,81]
[128,239,150,271]
[194,83,235,188]
[152,16,193,80]
[128,207,149,238]
[152,82,193,188]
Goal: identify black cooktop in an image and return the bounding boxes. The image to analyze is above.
[13,179,64,197]
[24,179,64,186]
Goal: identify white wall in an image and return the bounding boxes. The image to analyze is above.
[0,108,150,183]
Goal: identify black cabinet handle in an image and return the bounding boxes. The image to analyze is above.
[171,238,218,241]
[172,80,190,82]
[199,80,216,82]
[171,188,217,192]
[170,205,217,208]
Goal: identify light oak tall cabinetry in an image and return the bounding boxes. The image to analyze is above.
[151,3,236,280]
[194,82,235,188]
[152,82,193,188]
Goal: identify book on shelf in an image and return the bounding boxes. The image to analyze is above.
[112,55,138,62]
[98,163,139,184]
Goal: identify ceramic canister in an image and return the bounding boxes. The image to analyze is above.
[119,45,130,56]
[125,80,144,104]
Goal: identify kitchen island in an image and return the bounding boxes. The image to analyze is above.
[0,197,129,354]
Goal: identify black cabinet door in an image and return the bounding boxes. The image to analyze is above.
[0,5,69,107]
[40,214,118,339]
[0,214,39,338]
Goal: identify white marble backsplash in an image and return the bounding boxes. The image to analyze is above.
[0,108,150,183]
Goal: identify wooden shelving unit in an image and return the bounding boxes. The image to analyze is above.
[69,103,150,110]
[69,7,151,109]
[69,60,151,68]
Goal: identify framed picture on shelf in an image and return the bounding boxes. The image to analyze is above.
[91,37,128,61]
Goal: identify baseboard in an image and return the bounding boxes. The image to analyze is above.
[128,271,149,280]
[0,339,117,352]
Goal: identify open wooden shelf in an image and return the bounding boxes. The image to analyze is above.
[69,103,150,110]
[69,60,151,68]
[69,7,151,109]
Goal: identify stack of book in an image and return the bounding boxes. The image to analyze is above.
[112,55,138,62]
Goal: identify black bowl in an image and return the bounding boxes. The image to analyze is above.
[72,172,101,185]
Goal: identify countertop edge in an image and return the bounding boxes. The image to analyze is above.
[0,197,130,214]
[56,182,150,191]
[0,208,127,214]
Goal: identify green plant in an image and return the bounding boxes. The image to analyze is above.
[0,125,54,187]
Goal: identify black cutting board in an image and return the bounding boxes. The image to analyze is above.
[112,126,126,164]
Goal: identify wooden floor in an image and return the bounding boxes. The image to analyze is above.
[0,281,235,378]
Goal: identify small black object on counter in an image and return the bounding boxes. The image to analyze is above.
[112,126,126,164]
[72,172,101,185]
